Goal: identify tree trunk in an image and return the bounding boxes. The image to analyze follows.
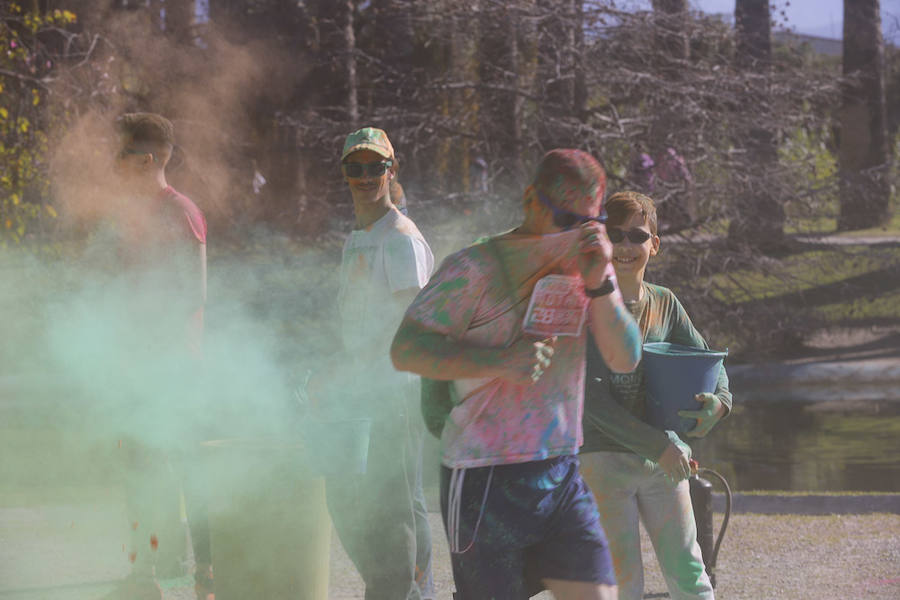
[728,0,785,251]
[341,0,359,125]
[369,0,415,113]
[735,0,770,67]
[838,0,891,230]
[649,0,695,231]
[477,2,527,187]
[651,0,689,62]
[537,0,582,150]
[165,0,195,45]
[572,0,587,122]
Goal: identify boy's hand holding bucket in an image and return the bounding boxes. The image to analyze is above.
[678,393,726,438]
[642,342,727,434]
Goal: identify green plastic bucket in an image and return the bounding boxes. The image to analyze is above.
[642,342,727,434]
[200,438,331,600]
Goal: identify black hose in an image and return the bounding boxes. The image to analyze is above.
[698,467,732,574]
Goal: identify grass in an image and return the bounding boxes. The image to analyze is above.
[701,246,899,304]
[815,288,900,322]
[805,208,900,238]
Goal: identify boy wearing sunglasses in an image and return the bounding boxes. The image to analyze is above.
[392,150,643,600]
[325,127,434,599]
[579,191,732,600]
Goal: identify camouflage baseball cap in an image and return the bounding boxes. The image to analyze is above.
[531,149,607,215]
[341,127,395,161]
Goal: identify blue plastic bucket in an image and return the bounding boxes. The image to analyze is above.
[642,342,727,433]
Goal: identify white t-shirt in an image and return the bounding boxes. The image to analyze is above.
[337,207,434,410]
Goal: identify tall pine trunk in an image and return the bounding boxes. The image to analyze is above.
[728,0,785,251]
[649,0,696,230]
[839,0,892,230]
[477,2,529,188]
[341,0,358,125]
[651,0,689,63]
[537,0,583,151]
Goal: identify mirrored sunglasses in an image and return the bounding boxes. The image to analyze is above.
[606,227,652,244]
[342,160,393,178]
[536,190,607,230]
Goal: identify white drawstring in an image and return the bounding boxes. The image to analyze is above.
[447,466,494,554]
[447,468,463,552]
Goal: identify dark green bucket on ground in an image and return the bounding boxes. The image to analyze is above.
[199,418,371,600]
[200,438,330,600]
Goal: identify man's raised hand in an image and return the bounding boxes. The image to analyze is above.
[576,221,613,288]
[504,336,557,385]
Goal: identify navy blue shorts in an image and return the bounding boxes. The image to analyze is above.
[440,455,615,599]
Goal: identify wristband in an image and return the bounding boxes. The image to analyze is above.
[584,278,616,298]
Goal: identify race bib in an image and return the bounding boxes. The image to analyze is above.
[522,274,589,337]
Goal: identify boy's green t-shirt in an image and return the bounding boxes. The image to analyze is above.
[581,281,732,460]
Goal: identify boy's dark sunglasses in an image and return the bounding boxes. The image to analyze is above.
[606,227,652,244]
[342,160,393,178]
[536,190,607,230]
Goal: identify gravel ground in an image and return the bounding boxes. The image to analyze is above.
[327,510,900,600]
[0,500,898,600]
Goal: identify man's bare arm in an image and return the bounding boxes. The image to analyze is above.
[391,317,554,385]
[588,293,641,373]
[576,222,641,373]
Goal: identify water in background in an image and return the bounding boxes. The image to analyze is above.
[689,397,900,492]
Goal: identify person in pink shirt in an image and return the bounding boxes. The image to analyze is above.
[99,113,210,600]
[392,149,642,600]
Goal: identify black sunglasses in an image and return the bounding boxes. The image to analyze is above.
[342,160,393,178]
[606,227,652,244]
[536,190,607,230]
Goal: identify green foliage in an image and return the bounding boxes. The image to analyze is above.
[0,4,75,245]
[779,125,839,233]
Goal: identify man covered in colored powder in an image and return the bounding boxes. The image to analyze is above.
[391,149,642,600]
[95,113,211,600]
[579,191,732,600]
[321,127,435,599]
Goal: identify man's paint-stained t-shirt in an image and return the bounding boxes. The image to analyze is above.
[337,207,433,414]
[403,228,600,469]
[581,282,732,460]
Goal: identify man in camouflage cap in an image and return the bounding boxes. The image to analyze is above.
[318,127,435,599]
